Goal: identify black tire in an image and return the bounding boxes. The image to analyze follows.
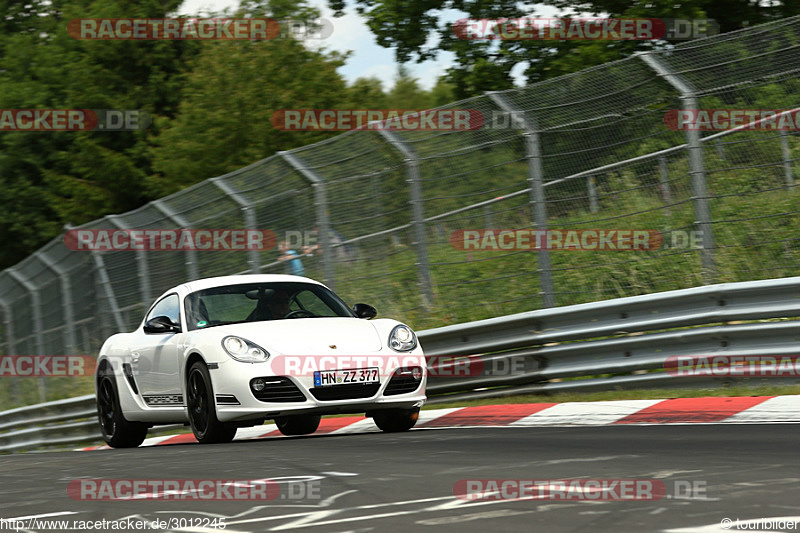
[275,414,321,436]
[96,371,148,448]
[186,361,237,444]
[372,407,420,432]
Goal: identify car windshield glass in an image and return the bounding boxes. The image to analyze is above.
[184,282,354,330]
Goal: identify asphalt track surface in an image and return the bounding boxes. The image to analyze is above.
[1,424,798,532]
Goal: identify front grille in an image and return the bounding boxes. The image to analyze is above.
[384,374,422,396]
[251,377,307,403]
[310,383,380,401]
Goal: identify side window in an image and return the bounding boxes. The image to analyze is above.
[145,294,181,328]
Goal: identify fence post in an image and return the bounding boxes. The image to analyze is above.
[91,252,126,333]
[279,151,335,290]
[377,130,434,308]
[781,131,794,188]
[211,177,260,274]
[0,295,20,400]
[659,156,672,219]
[588,175,598,213]
[484,205,494,228]
[639,52,715,283]
[488,91,555,307]
[107,215,152,305]
[0,296,15,356]
[7,268,47,403]
[152,200,200,281]
[35,251,78,356]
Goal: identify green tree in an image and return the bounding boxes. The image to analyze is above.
[345,77,388,108]
[387,66,434,109]
[147,38,351,195]
[331,0,800,98]
[429,76,456,107]
[0,0,195,268]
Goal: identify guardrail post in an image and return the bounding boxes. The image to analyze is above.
[781,131,794,188]
[376,131,434,308]
[279,151,335,290]
[107,215,152,305]
[35,251,78,356]
[7,269,47,403]
[639,52,715,283]
[211,177,260,274]
[488,92,555,307]
[152,200,200,281]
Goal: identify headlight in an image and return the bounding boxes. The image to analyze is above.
[222,336,270,363]
[388,324,417,352]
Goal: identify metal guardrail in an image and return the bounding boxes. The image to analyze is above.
[1,276,799,452]
[0,396,183,453]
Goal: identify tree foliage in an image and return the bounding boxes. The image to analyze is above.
[330,0,800,98]
[0,0,451,269]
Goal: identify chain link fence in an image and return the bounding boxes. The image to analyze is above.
[1,17,799,406]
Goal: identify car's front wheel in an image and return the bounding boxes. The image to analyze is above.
[186,361,237,444]
[275,414,321,436]
[372,407,420,432]
[96,371,148,448]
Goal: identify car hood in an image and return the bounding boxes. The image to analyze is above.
[206,317,385,354]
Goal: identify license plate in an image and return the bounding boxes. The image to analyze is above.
[314,367,380,387]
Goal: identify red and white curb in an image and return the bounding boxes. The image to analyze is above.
[79,395,799,450]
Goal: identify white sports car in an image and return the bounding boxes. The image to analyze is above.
[95,274,426,448]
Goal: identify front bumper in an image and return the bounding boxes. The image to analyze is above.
[206,352,427,423]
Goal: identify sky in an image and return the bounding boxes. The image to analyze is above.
[179,0,533,90]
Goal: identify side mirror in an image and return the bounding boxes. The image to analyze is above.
[144,315,180,334]
[352,303,377,320]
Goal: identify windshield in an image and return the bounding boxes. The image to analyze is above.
[184,282,354,330]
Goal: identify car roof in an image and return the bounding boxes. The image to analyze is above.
[176,274,325,295]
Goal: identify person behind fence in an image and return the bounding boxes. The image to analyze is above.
[278,240,304,276]
[302,225,352,262]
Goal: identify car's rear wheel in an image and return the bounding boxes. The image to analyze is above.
[275,414,321,436]
[187,362,237,444]
[97,371,148,448]
[372,407,420,432]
